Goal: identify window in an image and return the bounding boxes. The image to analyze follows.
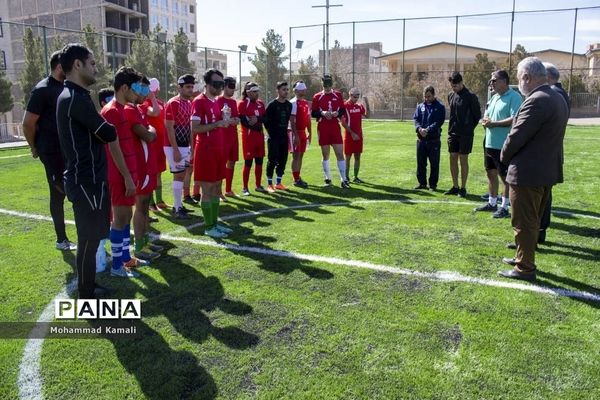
[184,22,188,33]
[173,1,178,13]
[151,15,158,27]
[161,0,168,9]
[0,51,6,70]
[190,23,195,33]
[163,16,169,28]
[151,0,158,7]
[190,5,195,13]
[212,60,219,69]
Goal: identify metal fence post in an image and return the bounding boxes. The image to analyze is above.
[239,50,242,97]
[401,18,405,121]
[568,8,578,98]
[454,16,458,72]
[164,40,169,98]
[42,25,49,76]
[289,26,293,83]
[352,21,355,88]
[111,34,116,73]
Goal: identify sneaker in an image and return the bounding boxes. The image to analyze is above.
[444,187,460,195]
[474,203,498,212]
[205,227,227,239]
[255,185,267,193]
[502,257,517,266]
[124,257,150,269]
[192,194,201,202]
[429,186,437,191]
[216,223,233,234]
[134,247,160,261]
[111,267,140,278]
[56,240,77,251]
[149,203,159,212]
[506,243,517,249]
[274,183,288,190]
[183,195,198,205]
[147,243,164,252]
[341,180,351,189]
[220,195,227,202]
[352,177,364,184]
[267,184,276,193]
[493,208,510,218]
[458,188,467,198]
[293,179,309,188]
[225,191,238,197]
[172,207,191,219]
[156,201,170,209]
[242,188,250,196]
[323,179,333,187]
[413,184,428,190]
[149,216,159,223]
[180,205,195,213]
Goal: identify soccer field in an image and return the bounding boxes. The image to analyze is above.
[1,121,599,399]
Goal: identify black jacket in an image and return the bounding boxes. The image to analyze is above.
[447,86,481,137]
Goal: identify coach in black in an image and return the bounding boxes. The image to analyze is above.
[56,44,132,299]
[23,51,76,251]
[264,81,294,191]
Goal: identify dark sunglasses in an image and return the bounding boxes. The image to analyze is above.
[211,80,225,89]
[226,82,236,89]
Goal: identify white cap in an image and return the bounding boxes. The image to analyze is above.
[294,82,307,91]
[149,78,160,92]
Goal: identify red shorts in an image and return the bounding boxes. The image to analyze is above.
[224,131,239,162]
[109,173,137,207]
[242,131,265,160]
[193,135,226,182]
[318,128,343,146]
[136,171,157,195]
[288,129,308,153]
[344,132,363,155]
[154,142,167,173]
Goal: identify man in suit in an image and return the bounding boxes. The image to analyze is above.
[498,57,569,281]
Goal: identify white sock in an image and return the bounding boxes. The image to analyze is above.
[501,196,509,209]
[337,160,347,182]
[489,196,497,206]
[173,180,183,210]
[322,160,331,180]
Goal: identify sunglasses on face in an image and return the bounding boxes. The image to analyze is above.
[226,82,236,89]
[351,94,360,98]
[131,82,150,96]
[211,80,225,89]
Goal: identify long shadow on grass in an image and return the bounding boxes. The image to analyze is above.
[536,271,600,309]
[549,221,600,238]
[95,246,259,399]
[538,241,600,263]
[552,206,600,219]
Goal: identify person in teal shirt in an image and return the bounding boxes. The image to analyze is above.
[475,70,523,218]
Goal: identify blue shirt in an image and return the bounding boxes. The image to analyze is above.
[484,88,523,150]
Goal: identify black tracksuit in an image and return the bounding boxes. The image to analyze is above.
[264,99,292,178]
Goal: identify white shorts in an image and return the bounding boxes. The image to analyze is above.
[164,146,191,173]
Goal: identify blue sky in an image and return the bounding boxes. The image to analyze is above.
[197,0,600,73]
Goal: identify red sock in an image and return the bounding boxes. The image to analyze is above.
[183,186,190,198]
[192,183,200,197]
[225,167,234,192]
[242,165,250,189]
[255,165,263,187]
[292,171,300,181]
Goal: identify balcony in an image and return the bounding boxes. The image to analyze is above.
[103,0,146,17]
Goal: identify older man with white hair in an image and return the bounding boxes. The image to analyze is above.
[498,57,569,281]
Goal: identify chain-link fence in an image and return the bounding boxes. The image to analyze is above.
[290,6,600,119]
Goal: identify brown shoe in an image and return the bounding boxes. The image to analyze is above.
[498,269,536,282]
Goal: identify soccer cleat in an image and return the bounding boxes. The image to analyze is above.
[149,203,159,212]
[353,177,364,184]
[475,203,498,212]
[205,227,228,239]
[147,243,164,252]
[172,207,191,219]
[156,201,170,209]
[341,180,351,189]
[242,188,250,196]
[124,257,150,269]
[274,183,288,191]
[148,216,159,223]
[180,205,195,213]
[111,267,140,278]
[493,208,510,218]
[458,188,467,198]
[183,195,197,205]
[413,184,428,190]
[444,187,460,195]
[192,194,201,202]
[56,240,77,251]
[323,179,333,187]
[255,185,267,193]
[134,247,160,261]
[267,184,276,193]
[216,223,233,234]
[220,195,228,202]
[293,179,309,188]
[225,191,238,197]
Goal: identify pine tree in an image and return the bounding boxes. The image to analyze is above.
[173,28,194,76]
[81,25,112,106]
[464,52,496,103]
[0,69,14,114]
[293,56,320,98]
[250,29,288,101]
[149,25,174,99]
[20,27,45,106]
[125,31,154,76]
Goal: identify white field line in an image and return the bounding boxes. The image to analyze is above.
[0,153,30,159]
[17,278,77,400]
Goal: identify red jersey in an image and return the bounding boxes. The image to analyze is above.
[291,97,310,131]
[139,98,166,144]
[342,100,366,136]
[191,93,224,148]
[238,98,265,135]
[164,95,192,147]
[124,104,157,175]
[100,99,137,181]
[311,90,344,133]
[216,95,239,137]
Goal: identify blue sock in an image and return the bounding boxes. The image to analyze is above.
[276,176,282,185]
[109,228,123,271]
[267,177,273,185]
[122,224,131,263]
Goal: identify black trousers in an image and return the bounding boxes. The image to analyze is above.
[266,139,289,178]
[540,188,552,231]
[39,152,67,242]
[416,140,441,188]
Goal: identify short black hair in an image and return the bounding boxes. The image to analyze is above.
[493,69,510,85]
[141,75,150,85]
[224,76,236,84]
[423,85,435,95]
[448,72,463,84]
[113,66,142,91]
[276,81,288,89]
[203,68,223,84]
[177,74,196,86]
[50,51,61,71]
[98,88,114,105]
[59,43,92,74]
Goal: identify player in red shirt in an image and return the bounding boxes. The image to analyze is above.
[191,69,235,239]
[341,88,368,183]
[217,76,241,198]
[165,74,195,219]
[311,74,350,188]
[140,78,169,211]
[238,82,267,196]
[101,67,148,278]
[289,80,312,188]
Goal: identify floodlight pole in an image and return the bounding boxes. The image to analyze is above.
[312,0,343,74]
[508,0,515,74]
[568,8,578,98]
[289,26,293,83]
